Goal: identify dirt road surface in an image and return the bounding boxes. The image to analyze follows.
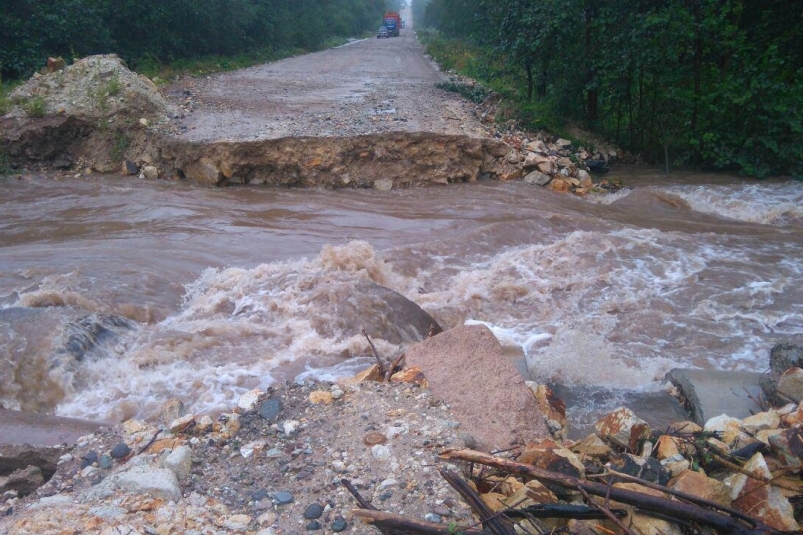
[166,18,490,142]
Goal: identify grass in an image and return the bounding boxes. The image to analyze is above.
[136,38,356,84]
[418,29,574,136]
[22,96,47,117]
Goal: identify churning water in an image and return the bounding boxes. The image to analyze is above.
[2,169,802,425]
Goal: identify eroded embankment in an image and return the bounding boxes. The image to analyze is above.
[164,133,509,187]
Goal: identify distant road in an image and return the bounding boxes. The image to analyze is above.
[164,8,489,143]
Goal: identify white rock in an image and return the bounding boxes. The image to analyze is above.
[164,445,192,479]
[283,419,300,435]
[371,444,391,461]
[115,465,181,502]
[238,388,263,411]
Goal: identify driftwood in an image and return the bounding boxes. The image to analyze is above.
[352,510,487,535]
[442,448,790,535]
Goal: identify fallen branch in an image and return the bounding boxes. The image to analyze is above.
[363,329,385,375]
[441,448,785,535]
[352,509,487,535]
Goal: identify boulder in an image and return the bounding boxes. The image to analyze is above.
[595,407,649,450]
[727,452,800,531]
[523,170,551,186]
[759,343,803,406]
[776,367,803,403]
[404,324,550,451]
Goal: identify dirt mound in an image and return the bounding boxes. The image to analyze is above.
[5,54,176,122]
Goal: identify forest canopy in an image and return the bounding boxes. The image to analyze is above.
[417,0,803,177]
[0,0,393,80]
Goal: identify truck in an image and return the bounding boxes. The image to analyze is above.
[383,12,401,37]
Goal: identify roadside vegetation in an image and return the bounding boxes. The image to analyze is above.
[0,0,402,83]
[415,0,803,178]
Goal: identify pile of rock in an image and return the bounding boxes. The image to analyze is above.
[444,402,802,534]
[484,133,623,195]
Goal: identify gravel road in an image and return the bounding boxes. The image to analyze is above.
[165,24,491,142]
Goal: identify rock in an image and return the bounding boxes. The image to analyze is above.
[548,178,570,193]
[389,366,428,386]
[728,452,800,531]
[114,465,182,502]
[373,177,393,191]
[168,414,194,434]
[404,324,549,451]
[122,160,138,175]
[309,391,334,404]
[759,343,803,405]
[611,483,683,535]
[45,57,67,73]
[331,518,347,532]
[0,465,44,497]
[160,398,187,425]
[371,444,391,461]
[282,420,300,435]
[523,170,551,186]
[109,442,130,459]
[741,410,780,434]
[238,388,263,411]
[221,514,252,530]
[273,491,293,505]
[768,427,803,469]
[184,157,222,185]
[98,454,112,469]
[142,165,159,179]
[525,140,548,153]
[258,398,282,422]
[704,414,744,447]
[776,367,803,403]
[306,519,322,530]
[570,434,612,461]
[303,503,324,519]
[163,445,192,479]
[669,469,731,507]
[608,454,669,486]
[595,407,649,450]
[526,382,567,439]
[519,439,584,479]
[577,169,593,189]
[556,138,572,148]
[0,443,63,482]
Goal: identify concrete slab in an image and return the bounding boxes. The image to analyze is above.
[548,384,689,440]
[0,409,108,447]
[664,368,765,425]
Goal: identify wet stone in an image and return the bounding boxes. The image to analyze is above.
[110,442,131,459]
[306,520,322,530]
[99,454,112,470]
[378,491,392,501]
[251,488,269,501]
[259,398,283,422]
[81,451,98,469]
[331,518,347,532]
[273,491,293,505]
[303,503,323,519]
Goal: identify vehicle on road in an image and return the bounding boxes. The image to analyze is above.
[377,26,390,38]
[383,12,401,36]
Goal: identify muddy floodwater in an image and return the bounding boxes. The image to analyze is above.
[2,170,803,428]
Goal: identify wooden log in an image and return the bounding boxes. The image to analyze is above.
[441,448,786,535]
[353,509,487,535]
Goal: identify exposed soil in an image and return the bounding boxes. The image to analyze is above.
[0,381,479,535]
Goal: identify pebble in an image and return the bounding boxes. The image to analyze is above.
[81,451,98,469]
[424,513,442,523]
[110,443,130,459]
[371,444,391,460]
[331,518,347,532]
[99,454,112,470]
[251,488,269,501]
[303,503,323,519]
[273,491,293,505]
[306,520,322,530]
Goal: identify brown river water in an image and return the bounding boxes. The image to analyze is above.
[2,169,802,428]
